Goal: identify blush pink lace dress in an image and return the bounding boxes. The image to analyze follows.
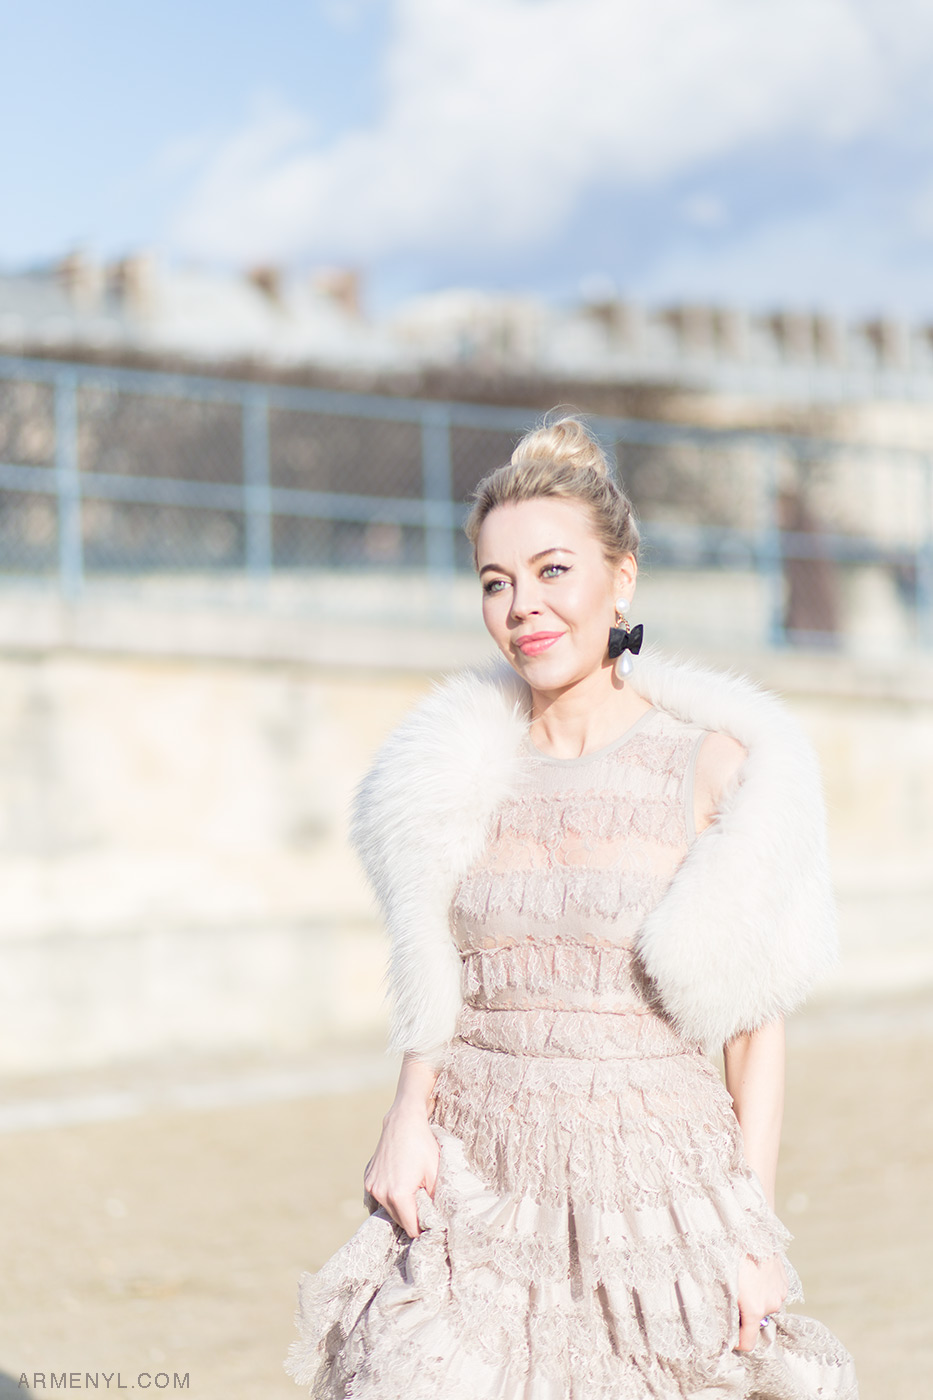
[286,704,859,1399]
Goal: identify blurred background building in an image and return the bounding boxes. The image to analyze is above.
[5,248,933,403]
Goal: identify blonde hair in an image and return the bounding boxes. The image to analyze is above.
[463,412,640,572]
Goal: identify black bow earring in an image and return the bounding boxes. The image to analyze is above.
[607,596,643,679]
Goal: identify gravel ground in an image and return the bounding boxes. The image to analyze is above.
[0,1013,929,1400]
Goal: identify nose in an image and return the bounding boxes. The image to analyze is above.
[509,578,543,621]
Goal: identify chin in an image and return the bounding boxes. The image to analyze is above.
[512,655,576,687]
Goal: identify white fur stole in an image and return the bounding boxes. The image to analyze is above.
[348,647,838,1064]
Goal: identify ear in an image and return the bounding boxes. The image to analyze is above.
[613,551,638,603]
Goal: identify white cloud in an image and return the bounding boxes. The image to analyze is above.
[164,0,927,268]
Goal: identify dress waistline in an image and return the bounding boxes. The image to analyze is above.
[453,1002,700,1061]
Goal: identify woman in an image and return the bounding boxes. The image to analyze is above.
[286,415,858,1398]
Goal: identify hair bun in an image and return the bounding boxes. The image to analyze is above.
[510,414,611,478]
[463,407,638,571]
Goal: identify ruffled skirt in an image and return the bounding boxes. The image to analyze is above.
[285,1036,858,1399]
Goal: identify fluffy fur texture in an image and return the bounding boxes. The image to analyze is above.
[348,647,838,1066]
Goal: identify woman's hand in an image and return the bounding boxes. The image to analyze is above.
[363,1100,440,1239]
[735,1252,788,1352]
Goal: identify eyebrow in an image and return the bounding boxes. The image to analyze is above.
[478,547,575,577]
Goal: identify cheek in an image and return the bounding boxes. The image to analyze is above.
[558,577,605,627]
[481,591,507,631]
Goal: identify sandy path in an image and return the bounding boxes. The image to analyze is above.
[0,1022,928,1400]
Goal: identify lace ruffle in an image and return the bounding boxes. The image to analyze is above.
[462,938,646,1004]
[453,865,670,926]
[454,1004,692,1060]
[457,939,679,1042]
[285,1124,857,1400]
[432,1038,783,1214]
[485,788,691,850]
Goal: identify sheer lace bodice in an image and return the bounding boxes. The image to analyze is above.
[447,704,706,1062]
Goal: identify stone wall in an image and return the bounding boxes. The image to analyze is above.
[0,596,930,1074]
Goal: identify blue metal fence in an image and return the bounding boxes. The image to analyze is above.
[1,353,931,650]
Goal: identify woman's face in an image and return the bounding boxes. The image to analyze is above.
[476,496,636,689]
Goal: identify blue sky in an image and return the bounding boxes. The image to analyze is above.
[3,0,933,318]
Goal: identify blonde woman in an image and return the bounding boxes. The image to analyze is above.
[286,416,858,1398]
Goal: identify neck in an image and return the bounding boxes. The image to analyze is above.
[523,664,653,759]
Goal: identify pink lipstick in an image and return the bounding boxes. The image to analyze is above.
[516,632,564,656]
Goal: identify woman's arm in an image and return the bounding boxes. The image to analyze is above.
[695,731,789,1348]
[724,1019,790,1349]
[362,1051,441,1240]
[723,1018,785,1211]
[394,1049,441,1118]
[693,729,746,836]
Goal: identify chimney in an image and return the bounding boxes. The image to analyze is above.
[247,264,282,303]
[109,251,158,319]
[766,311,814,363]
[313,267,361,317]
[581,298,645,353]
[813,314,847,367]
[713,308,751,362]
[659,304,716,357]
[55,249,104,311]
[861,318,909,369]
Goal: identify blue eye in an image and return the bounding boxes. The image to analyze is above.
[482,563,569,595]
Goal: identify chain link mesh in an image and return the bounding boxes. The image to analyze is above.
[0,362,930,651]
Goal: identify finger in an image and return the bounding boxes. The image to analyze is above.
[394,1197,420,1240]
[736,1317,759,1353]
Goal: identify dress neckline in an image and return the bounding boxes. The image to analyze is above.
[520,704,658,764]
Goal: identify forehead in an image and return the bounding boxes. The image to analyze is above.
[476,497,596,558]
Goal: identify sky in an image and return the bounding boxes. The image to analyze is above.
[3,0,933,318]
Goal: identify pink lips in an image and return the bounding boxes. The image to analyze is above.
[516,632,564,656]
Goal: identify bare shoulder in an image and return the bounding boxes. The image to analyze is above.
[693,730,748,835]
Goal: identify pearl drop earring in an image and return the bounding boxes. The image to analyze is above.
[607,595,644,680]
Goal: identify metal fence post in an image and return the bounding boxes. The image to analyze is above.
[243,389,272,586]
[918,456,933,650]
[757,437,786,647]
[420,406,456,608]
[54,370,83,599]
